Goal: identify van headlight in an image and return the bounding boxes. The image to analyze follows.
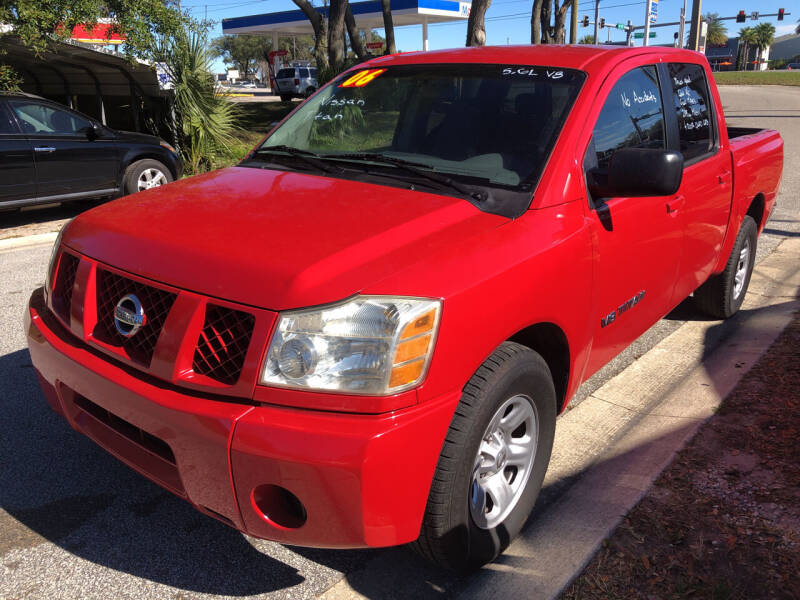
[261,296,441,395]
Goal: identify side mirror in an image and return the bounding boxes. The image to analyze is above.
[589,148,683,199]
[84,124,103,140]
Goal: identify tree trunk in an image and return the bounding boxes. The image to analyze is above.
[290,0,329,70]
[553,0,569,44]
[345,5,368,59]
[466,0,491,46]
[531,0,544,43]
[541,0,553,43]
[328,0,348,72]
[381,0,397,54]
[569,0,577,43]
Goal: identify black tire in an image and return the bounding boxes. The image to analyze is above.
[123,159,173,196]
[305,87,316,98]
[411,342,557,571]
[694,215,757,319]
[279,94,292,102]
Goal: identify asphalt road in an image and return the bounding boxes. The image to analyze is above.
[0,85,798,600]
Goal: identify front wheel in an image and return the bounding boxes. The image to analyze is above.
[411,342,557,571]
[279,94,292,102]
[694,215,757,319]
[124,159,173,195]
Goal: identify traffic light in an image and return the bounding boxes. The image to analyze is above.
[736,10,745,22]
[600,17,605,28]
[582,15,589,27]
[777,8,784,20]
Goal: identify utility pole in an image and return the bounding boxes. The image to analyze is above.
[570,0,578,43]
[593,0,600,44]
[677,0,686,48]
[626,19,633,46]
[687,0,702,51]
[643,0,652,46]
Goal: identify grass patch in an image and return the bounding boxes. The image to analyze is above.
[236,101,298,131]
[713,70,800,86]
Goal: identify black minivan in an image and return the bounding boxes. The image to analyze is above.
[0,92,182,210]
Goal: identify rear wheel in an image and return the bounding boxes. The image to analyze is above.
[305,86,316,98]
[279,94,292,102]
[694,215,757,319]
[411,342,557,571]
[123,159,173,195]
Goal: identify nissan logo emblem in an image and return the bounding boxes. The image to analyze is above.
[114,294,146,337]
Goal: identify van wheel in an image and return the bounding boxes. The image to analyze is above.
[305,87,316,97]
[279,94,292,102]
[411,342,556,571]
[124,159,173,195]
[694,215,757,319]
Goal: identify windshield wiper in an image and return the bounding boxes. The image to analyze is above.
[323,152,489,202]
[253,145,341,174]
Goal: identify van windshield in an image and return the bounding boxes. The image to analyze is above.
[256,64,585,215]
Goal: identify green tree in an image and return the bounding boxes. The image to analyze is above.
[0,0,185,89]
[738,27,757,70]
[212,35,271,81]
[753,22,775,68]
[154,30,238,174]
[703,12,728,46]
[578,34,596,44]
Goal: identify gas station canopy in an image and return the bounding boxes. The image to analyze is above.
[222,0,472,51]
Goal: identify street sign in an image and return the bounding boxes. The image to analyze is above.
[634,31,657,38]
[649,0,658,23]
[366,42,384,49]
[616,22,625,29]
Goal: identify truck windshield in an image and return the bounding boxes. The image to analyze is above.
[259,64,585,195]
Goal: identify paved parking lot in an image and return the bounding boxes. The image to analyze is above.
[1,85,798,600]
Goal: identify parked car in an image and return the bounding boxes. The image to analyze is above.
[786,63,800,70]
[27,46,783,571]
[0,92,181,210]
[274,65,318,101]
[240,81,257,88]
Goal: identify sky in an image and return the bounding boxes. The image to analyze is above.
[177,0,797,72]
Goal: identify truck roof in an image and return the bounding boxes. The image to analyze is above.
[364,44,707,74]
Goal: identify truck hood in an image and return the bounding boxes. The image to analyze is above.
[64,167,507,310]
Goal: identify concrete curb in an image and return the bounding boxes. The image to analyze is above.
[0,232,58,252]
[321,236,800,600]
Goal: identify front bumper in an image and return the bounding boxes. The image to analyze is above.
[26,288,460,548]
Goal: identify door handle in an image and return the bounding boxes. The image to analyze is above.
[666,196,684,215]
[718,170,731,185]
[34,146,56,153]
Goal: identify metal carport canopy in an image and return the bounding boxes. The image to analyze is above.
[222,0,472,52]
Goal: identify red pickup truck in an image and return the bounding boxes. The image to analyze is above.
[26,45,783,570]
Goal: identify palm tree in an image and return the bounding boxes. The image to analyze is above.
[381,0,397,54]
[738,27,757,71]
[753,22,776,70]
[703,13,727,46]
[578,34,596,44]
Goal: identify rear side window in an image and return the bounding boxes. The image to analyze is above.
[299,68,310,78]
[667,63,714,161]
[591,66,665,169]
[277,68,294,79]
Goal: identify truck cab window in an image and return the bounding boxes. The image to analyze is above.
[591,66,665,169]
[667,63,714,161]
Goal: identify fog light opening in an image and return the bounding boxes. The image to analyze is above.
[251,484,307,529]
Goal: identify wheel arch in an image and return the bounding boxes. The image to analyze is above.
[507,322,570,415]
[746,193,766,232]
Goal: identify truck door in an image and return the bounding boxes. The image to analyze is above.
[661,62,732,305]
[583,65,683,371]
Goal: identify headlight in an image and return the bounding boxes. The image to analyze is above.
[45,220,71,301]
[261,296,441,395]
